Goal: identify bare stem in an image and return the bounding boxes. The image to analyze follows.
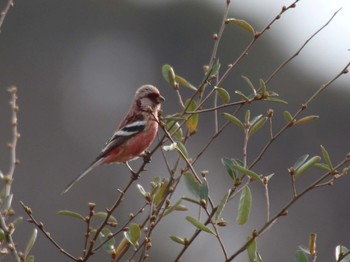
[0,0,14,32]
[20,201,78,261]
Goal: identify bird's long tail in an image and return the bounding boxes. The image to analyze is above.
[61,158,104,194]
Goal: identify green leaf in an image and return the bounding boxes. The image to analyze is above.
[12,216,23,228]
[294,115,319,126]
[57,210,85,221]
[293,154,310,170]
[314,163,331,172]
[222,113,244,129]
[221,157,236,180]
[335,245,350,262]
[124,223,141,246]
[175,75,197,91]
[186,216,215,235]
[99,228,115,254]
[247,236,257,262]
[95,212,118,224]
[163,198,183,217]
[249,116,267,137]
[235,90,250,101]
[176,141,189,158]
[237,186,252,225]
[162,64,176,88]
[241,75,256,93]
[232,164,261,181]
[225,18,255,34]
[166,120,183,140]
[185,99,199,133]
[26,256,35,262]
[295,250,309,262]
[153,179,168,205]
[321,145,333,170]
[24,229,37,258]
[283,111,293,123]
[295,156,321,179]
[215,87,230,104]
[259,79,267,95]
[183,172,200,198]
[181,196,201,205]
[199,179,209,202]
[215,189,231,222]
[208,62,221,78]
[170,235,186,245]
[264,97,288,104]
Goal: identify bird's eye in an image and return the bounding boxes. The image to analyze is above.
[147,93,159,101]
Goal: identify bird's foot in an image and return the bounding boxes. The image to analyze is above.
[142,151,152,163]
[126,162,139,180]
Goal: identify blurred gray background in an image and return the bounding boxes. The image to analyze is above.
[0,0,349,261]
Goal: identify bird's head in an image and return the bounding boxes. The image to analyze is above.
[135,85,165,112]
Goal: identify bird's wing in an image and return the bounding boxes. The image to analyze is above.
[99,120,146,157]
[61,120,146,194]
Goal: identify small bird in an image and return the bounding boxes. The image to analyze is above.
[62,85,165,194]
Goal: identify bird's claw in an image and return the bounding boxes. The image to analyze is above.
[142,151,152,163]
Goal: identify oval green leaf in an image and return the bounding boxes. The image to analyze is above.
[215,87,230,104]
[215,189,231,222]
[57,210,85,221]
[199,179,209,202]
[185,99,199,133]
[237,186,252,225]
[283,111,293,123]
[241,75,256,93]
[321,145,333,170]
[248,116,267,137]
[183,172,200,198]
[294,115,319,126]
[124,223,141,246]
[222,113,244,129]
[295,250,309,262]
[99,227,115,254]
[232,165,261,182]
[175,75,197,91]
[295,156,321,179]
[170,235,185,245]
[225,18,255,34]
[24,229,37,258]
[95,212,118,224]
[176,141,189,158]
[186,216,215,235]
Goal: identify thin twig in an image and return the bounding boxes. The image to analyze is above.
[0,0,14,32]
[226,156,350,261]
[265,8,342,84]
[250,61,350,169]
[20,201,78,261]
[0,87,21,262]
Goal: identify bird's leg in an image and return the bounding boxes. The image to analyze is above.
[141,150,152,163]
[125,162,139,180]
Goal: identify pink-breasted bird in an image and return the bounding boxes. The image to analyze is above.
[62,85,165,194]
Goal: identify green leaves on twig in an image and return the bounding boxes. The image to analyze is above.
[162,64,197,91]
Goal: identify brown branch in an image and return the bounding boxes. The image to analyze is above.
[265,8,342,84]
[0,0,14,32]
[20,201,78,261]
[226,156,350,261]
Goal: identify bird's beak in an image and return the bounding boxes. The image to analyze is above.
[158,95,165,103]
